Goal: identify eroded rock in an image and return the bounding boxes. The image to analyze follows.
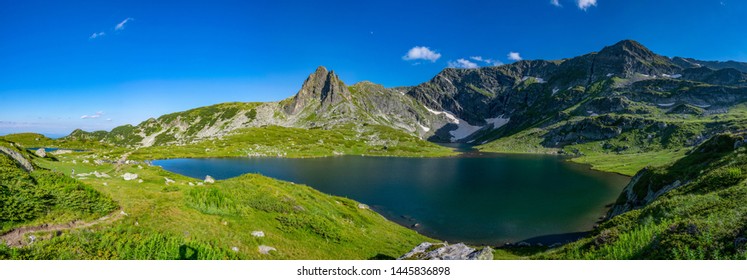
[399,242,493,260]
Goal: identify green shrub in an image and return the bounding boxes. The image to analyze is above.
[276,214,342,242]
[186,187,236,215]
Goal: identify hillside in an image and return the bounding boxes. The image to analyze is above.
[0,138,433,259]
[541,133,747,259]
[0,139,117,238]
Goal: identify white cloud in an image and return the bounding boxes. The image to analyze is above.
[507,52,522,61]
[448,58,479,69]
[488,60,503,66]
[81,111,105,119]
[115,17,134,31]
[89,32,106,39]
[551,0,562,7]
[577,0,597,10]
[402,46,442,62]
[470,56,502,66]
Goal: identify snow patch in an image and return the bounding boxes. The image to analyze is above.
[606,73,614,77]
[692,104,711,108]
[485,116,510,129]
[552,88,560,95]
[662,74,682,79]
[657,103,675,107]
[424,106,459,124]
[449,121,483,141]
[522,76,546,83]
[418,123,430,132]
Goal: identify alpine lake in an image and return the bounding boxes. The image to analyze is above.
[154,146,630,246]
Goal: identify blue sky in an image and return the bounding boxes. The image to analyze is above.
[1,0,746,136]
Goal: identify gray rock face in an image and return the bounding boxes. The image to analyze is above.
[399,242,493,260]
[0,146,34,172]
[283,66,353,115]
[35,148,46,158]
[406,60,560,126]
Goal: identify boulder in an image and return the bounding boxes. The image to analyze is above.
[399,242,493,260]
[251,231,265,237]
[122,173,138,181]
[466,247,494,260]
[35,148,46,158]
[204,175,215,183]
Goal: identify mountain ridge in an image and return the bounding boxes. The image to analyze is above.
[64,39,747,149]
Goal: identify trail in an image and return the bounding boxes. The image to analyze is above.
[1,209,125,247]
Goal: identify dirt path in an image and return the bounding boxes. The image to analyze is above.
[0,209,125,247]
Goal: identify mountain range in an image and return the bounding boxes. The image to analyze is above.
[65,40,747,156]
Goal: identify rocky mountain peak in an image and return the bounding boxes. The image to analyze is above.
[593,39,679,78]
[284,66,352,114]
[600,40,653,57]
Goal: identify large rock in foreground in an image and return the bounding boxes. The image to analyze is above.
[398,242,493,260]
[35,148,46,158]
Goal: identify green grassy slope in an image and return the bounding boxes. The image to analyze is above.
[540,133,747,259]
[0,141,117,233]
[0,145,433,259]
[129,124,455,160]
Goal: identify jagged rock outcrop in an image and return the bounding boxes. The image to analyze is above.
[398,242,493,260]
[283,66,353,115]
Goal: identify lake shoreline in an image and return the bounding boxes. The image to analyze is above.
[154,153,629,246]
